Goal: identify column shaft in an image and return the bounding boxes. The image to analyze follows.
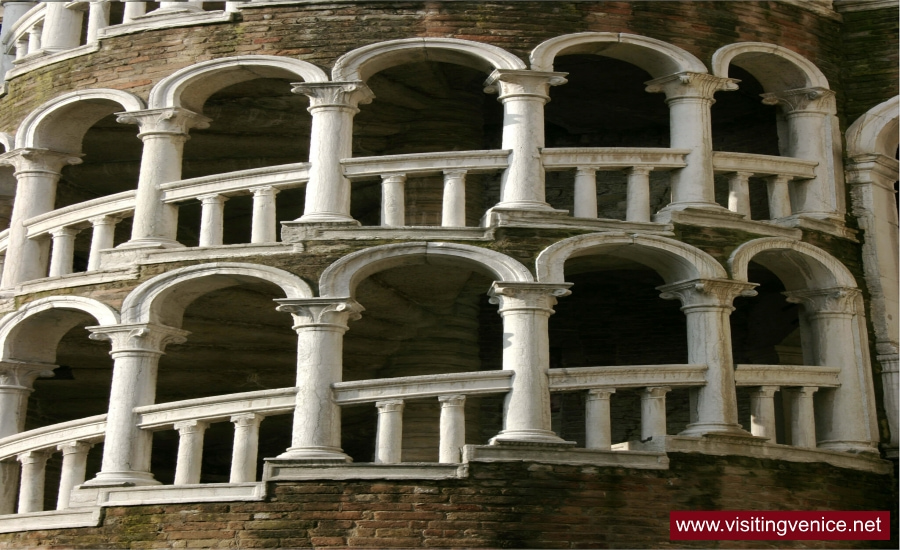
[749,386,778,441]
[198,194,227,247]
[585,388,615,450]
[641,386,671,441]
[57,441,92,510]
[250,186,279,243]
[17,450,49,513]
[441,171,467,227]
[765,175,792,219]
[87,215,118,271]
[381,174,406,227]
[573,167,598,218]
[86,1,111,43]
[49,227,79,277]
[375,400,404,464]
[41,2,83,52]
[230,413,263,483]
[783,387,817,448]
[625,167,652,222]
[174,420,208,485]
[727,171,752,217]
[438,395,466,463]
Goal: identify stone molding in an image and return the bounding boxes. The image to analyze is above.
[0,147,82,175]
[275,298,364,330]
[657,279,758,309]
[761,87,837,114]
[0,361,56,391]
[86,323,189,355]
[645,72,739,101]
[116,107,211,138]
[711,42,831,90]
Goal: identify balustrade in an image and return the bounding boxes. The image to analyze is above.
[712,152,818,220]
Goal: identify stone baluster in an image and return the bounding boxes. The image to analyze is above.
[273,298,363,461]
[250,186,279,243]
[15,37,29,59]
[17,450,50,513]
[230,413,263,483]
[87,215,118,271]
[122,1,147,23]
[488,282,572,444]
[441,170,467,227]
[157,1,204,13]
[0,149,82,288]
[585,388,615,450]
[765,174,792,219]
[646,73,738,214]
[625,167,653,222]
[86,1,111,43]
[116,108,211,249]
[27,25,42,55]
[659,279,758,436]
[56,441,92,510]
[41,1,84,52]
[782,387,818,448]
[749,386,779,441]
[375,400,405,464]
[484,70,567,211]
[0,1,37,67]
[84,323,189,486]
[198,194,228,247]
[292,82,373,223]
[727,171,753,218]
[762,88,842,219]
[381,174,406,227]
[438,395,466,463]
[174,420,208,485]
[573,167,597,219]
[641,386,671,441]
[880,353,899,458]
[48,227,80,277]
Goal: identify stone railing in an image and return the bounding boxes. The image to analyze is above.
[712,152,818,219]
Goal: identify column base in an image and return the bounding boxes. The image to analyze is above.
[653,202,738,223]
[817,440,880,454]
[296,212,359,223]
[275,446,353,463]
[115,238,184,250]
[81,471,160,487]
[489,429,573,446]
[678,422,753,438]
[492,200,556,210]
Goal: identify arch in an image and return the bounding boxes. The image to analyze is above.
[728,237,857,291]
[148,55,330,112]
[121,262,314,327]
[711,42,830,92]
[845,95,899,158]
[319,242,534,298]
[15,89,146,153]
[536,233,727,285]
[530,32,707,77]
[0,296,120,363]
[332,37,526,82]
[0,132,13,153]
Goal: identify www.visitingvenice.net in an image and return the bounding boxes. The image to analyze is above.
[669,511,890,540]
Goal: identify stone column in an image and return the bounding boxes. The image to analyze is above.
[157,1,204,13]
[292,82,373,223]
[375,400,404,464]
[41,1,84,52]
[17,450,49,513]
[87,215,118,271]
[646,73,738,212]
[0,149,82,288]
[0,361,56,514]
[749,386,779,441]
[488,282,572,444]
[174,420,208,485]
[274,298,363,461]
[380,174,406,227]
[782,386,817,448]
[484,70,568,210]
[625,167,653,222]
[727,171,752,217]
[250,186,279,243]
[48,227,80,277]
[0,2,38,74]
[230,413,263,483]
[438,394,466,463]
[441,170,467,227]
[122,1,147,22]
[762,88,841,219]
[784,288,878,452]
[86,1,111,43]
[56,441,92,510]
[84,323,189,486]
[765,174,792,219]
[116,108,211,249]
[573,167,598,219]
[659,279,757,436]
[198,194,227,247]
[641,386,671,441]
[585,388,615,450]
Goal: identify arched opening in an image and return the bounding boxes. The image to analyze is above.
[0,138,14,230]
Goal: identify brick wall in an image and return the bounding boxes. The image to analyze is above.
[839,5,900,127]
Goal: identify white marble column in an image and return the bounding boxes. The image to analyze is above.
[87,215,118,271]
[122,1,147,23]
[646,73,737,212]
[116,108,211,249]
[441,170,467,227]
[659,279,757,436]
[17,450,49,513]
[292,82,373,223]
[879,353,899,458]
[762,88,841,219]
[484,70,567,210]
[625,166,653,222]
[488,282,572,444]
[174,420,208,485]
[230,413,263,483]
[198,194,227,247]
[749,386,778,441]
[783,387,817,448]
[585,388,615,450]
[727,171,752,217]
[573,167,598,219]
[156,1,204,13]
[250,186,279,243]
[48,227,80,277]
[84,323,189,486]
[41,1,84,52]
[0,149,82,288]
[381,174,406,227]
[56,441,92,510]
[438,394,466,463]
[27,25,42,55]
[375,400,404,464]
[86,1,111,43]
[641,386,671,441]
[785,288,878,452]
[274,298,363,461]
[765,174,792,219]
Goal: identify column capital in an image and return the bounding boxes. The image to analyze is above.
[17,449,50,465]
[86,323,189,355]
[50,226,80,239]
[488,282,573,314]
[291,81,374,110]
[587,387,616,399]
[484,69,568,102]
[438,394,466,407]
[231,412,265,427]
[0,361,57,391]
[57,441,93,455]
[645,72,738,101]
[657,279,758,309]
[376,399,405,413]
[783,286,860,314]
[116,107,211,138]
[250,185,280,197]
[198,193,228,205]
[749,385,780,398]
[275,298,364,330]
[642,386,672,398]
[0,148,83,174]
[761,87,835,114]
[174,419,209,434]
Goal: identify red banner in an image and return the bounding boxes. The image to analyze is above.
[670,511,891,540]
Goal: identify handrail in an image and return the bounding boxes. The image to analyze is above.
[548,364,708,391]
[734,364,841,387]
[0,414,106,461]
[25,190,136,237]
[712,151,818,178]
[3,4,46,48]
[541,147,691,169]
[136,387,297,429]
[342,150,510,179]
[161,162,311,202]
[333,370,514,404]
